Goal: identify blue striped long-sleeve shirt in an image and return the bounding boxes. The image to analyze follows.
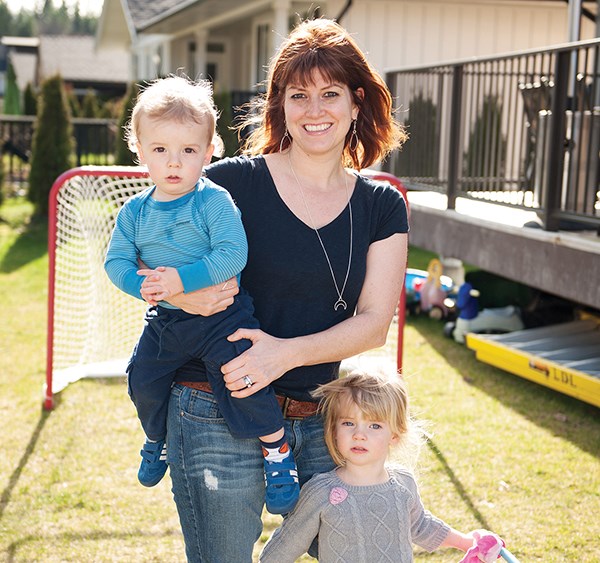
[104,178,247,308]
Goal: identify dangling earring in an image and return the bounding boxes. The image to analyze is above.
[279,128,291,153]
[349,119,359,152]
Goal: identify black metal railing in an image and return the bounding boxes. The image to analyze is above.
[0,115,35,195]
[385,38,600,231]
[0,92,258,195]
[0,115,118,195]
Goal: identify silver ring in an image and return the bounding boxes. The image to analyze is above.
[243,375,253,388]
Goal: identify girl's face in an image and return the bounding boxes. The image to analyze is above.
[283,69,361,158]
[334,398,399,469]
[136,114,214,202]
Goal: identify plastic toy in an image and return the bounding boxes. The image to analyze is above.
[406,259,455,320]
[446,281,525,343]
[459,530,520,562]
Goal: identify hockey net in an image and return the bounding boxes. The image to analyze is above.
[45,166,409,409]
[46,166,152,409]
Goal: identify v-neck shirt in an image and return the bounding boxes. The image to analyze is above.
[196,155,409,401]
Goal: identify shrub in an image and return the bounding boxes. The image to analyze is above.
[81,88,100,118]
[28,74,74,217]
[214,91,240,157]
[463,95,506,190]
[114,82,140,166]
[23,82,38,116]
[0,150,5,207]
[68,89,81,118]
[394,92,439,179]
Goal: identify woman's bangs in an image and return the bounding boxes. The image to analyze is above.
[281,49,348,89]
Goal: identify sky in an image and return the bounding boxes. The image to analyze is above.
[4,0,102,16]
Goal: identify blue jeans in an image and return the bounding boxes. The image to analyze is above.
[167,383,335,563]
[128,292,283,442]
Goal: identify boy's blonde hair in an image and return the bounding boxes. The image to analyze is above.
[126,75,224,158]
[313,371,414,467]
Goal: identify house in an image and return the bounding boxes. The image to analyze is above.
[94,0,599,303]
[37,35,129,99]
[0,34,129,102]
[0,36,39,99]
[97,0,598,94]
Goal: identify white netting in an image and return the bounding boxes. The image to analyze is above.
[48,167,153,397]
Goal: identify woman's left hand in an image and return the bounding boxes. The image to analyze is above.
[222,329,296,398]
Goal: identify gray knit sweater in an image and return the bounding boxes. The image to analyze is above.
[259,467,451,563]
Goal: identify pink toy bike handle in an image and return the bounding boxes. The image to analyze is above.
[500,547,520,562]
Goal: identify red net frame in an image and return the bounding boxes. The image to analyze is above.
[46,166,151,409]
[45,166,408,410]
[360,170,409,374]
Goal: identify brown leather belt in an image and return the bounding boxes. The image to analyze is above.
[178,380,319,419]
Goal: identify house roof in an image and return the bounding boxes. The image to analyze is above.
[1,36,40,49]
[122,0,258,33]
[38,35,129,85]
[124,0,193,31]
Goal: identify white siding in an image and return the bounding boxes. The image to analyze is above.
[340,0,597,74]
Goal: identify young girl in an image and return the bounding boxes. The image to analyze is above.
[259,371,507,563]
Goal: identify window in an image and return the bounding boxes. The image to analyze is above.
[255,23,270,85]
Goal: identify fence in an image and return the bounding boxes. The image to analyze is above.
[385,38,600,231]
[0,90,258,196]
[0,115,118,195]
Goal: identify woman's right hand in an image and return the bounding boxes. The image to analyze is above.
[164,276,239,315]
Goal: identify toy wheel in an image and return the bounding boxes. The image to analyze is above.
[443,322,455,338]
[428,306,444,321]
[407,302,420,316]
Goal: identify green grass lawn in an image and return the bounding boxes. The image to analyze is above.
[1,199,598,562]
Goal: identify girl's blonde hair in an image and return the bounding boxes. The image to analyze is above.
[126,75,224,158]
[313,370,421,467]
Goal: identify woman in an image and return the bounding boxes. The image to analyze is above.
[163,18,409,562]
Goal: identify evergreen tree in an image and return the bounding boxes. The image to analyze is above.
[72,4,96,35]
[0,146,5,207]
[38,0,70,35]
[67,90,81,117]
[13,11,36,36]
[3,0,97,36]
[98,99,118,119]
[214,91,239,157]
[28,74,74,217]
[23,83,38,116]
[463,95,506,190]
[395,93,438,178]
[4,61,22,115]
[114,82,140,166]
[73,4,82,33]
[0,0,13,36]
[81,89,100,118]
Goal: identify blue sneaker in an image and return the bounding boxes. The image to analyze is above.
[263,446,300,514]
[138,439,167,487]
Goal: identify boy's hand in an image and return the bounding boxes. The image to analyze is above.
[137,266,184,303]
[139,287,161,306]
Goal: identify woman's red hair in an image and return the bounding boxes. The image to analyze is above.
[239,18,406,169]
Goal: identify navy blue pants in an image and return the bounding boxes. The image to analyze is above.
[127,291,284,442]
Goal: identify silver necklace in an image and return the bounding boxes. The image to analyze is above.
[288,153,353,311]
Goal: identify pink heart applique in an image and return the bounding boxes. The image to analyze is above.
[329,487,348,505]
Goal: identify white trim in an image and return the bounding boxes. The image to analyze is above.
[165,0,273,40]
[251,14,273,88]
[206,36,233,92]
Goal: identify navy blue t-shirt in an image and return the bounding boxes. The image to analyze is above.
[175,155,409,401]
